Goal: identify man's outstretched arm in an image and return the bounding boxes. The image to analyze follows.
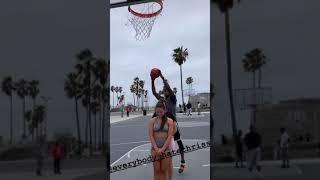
[151,78,162,100]
[160,73,174,96]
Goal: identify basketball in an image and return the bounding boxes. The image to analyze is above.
[150,68,161,80]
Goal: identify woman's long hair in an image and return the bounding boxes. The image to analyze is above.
[155,101,167,130]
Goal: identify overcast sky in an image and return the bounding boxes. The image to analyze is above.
[0,0,107,141]
[213,0,320,137]
[110,0,210,107]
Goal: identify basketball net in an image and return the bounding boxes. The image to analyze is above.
[127,0,163,41]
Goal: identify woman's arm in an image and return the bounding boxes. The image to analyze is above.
[159,118,174,152]
[148,118,159,151]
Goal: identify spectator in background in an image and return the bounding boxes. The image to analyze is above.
[50,141,64,174]
[273,140,280,160]
[280,127,290,168]
[186,102,192,116]
[126,106,130,117]
[197,102,201,115]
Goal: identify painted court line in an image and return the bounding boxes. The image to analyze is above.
[111,143,148,166]
[111,141,150,146]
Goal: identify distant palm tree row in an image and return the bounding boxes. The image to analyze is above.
[64,48,108,156]
[110,86,123,108]
[1,77,46,144]
[129,77,147,110]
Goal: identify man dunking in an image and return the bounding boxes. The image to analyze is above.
[151,70,186,174]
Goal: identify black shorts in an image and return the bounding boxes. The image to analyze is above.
[152,112,181,141]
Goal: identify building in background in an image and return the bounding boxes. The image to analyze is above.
[188,92,210,110]
[256,98,320,146]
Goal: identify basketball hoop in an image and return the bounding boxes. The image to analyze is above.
[127,0,163,41]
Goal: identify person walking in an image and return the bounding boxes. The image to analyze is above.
[197,102,201,115]
[50,141,64,174]
[244,125,262,172]
[280,127,290,168]
[126,106,129,117]
[186,102,192,116]
[235,130,245,168]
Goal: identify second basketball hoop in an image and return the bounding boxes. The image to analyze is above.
[127,0,163,41]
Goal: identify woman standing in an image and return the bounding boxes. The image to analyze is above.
[149,101,175,180]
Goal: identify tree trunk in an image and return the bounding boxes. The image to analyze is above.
[99,101,102,149]
[22,98,26,140]
[116,93,118,106]
[252,71,256,125]
[133,93,135,106]
[10,95,13,144]
[75,98,81,152]
[258,68,262,88]
[137,95,139,111]
[180,65,185,107]
[224,10,237,138]
[102,97,106,155]
[112,92,115,108]
[33,98,36,140]
[85,106,88,146]
[94,113,97,150]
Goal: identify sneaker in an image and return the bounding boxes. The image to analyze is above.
[248,168,253,172]
[179,162,186,174]
[281,164,286,168]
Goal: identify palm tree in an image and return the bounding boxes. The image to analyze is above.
[139,80,145,109]
[64,72,83,150]
[93,59,108,152]
[186,77,194,99]
[119,87,122,97]
[76,48,97,155]
[1,76,15,144]
[172,46,189,107]
[133,77,140,109]
[114,87,119,106]
[213,0,241,140]
[15,79,29,139]
[242,48,267,88]
[111,86,115,108]
[33,105,46,140]
[242,48,267,125]
[28,80,40,140]
[130,84,136,107]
